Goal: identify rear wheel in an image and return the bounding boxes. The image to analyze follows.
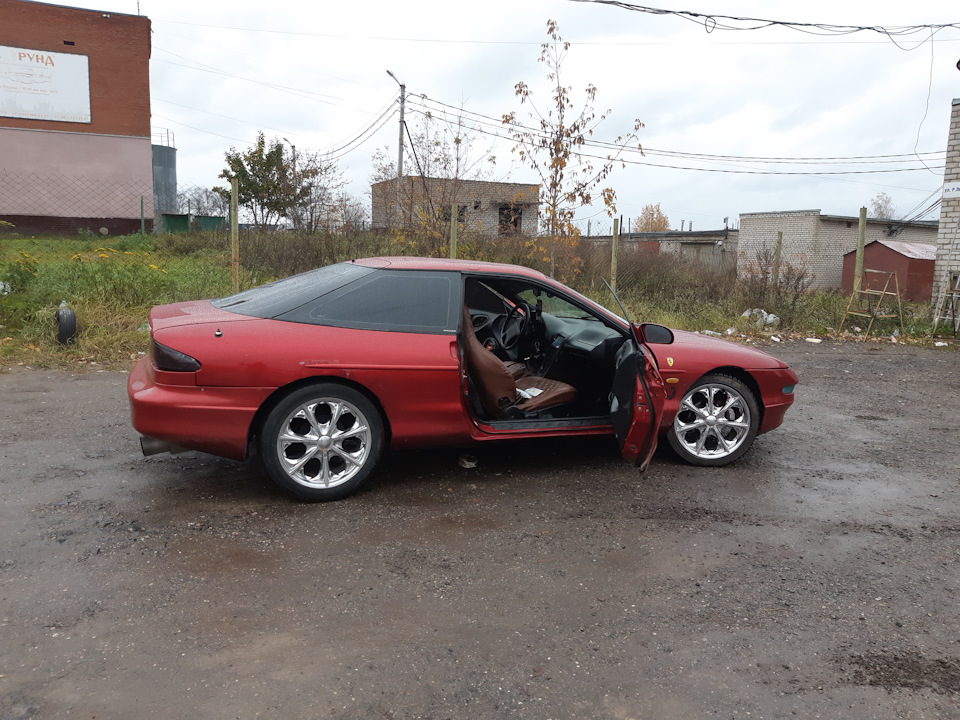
[667,373,759,467]
[259,383,384,501]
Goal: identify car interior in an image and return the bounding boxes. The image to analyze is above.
[461,276,633,425]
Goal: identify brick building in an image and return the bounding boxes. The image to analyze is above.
[933,99,960,305]
[737,209,938,290]
[371,177,540,236]
[0,0,152,233]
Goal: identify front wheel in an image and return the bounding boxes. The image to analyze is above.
[667,373,759,467]
[259,383,384,501]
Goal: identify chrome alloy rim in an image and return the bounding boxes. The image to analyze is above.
[673,382,751,460]
[275,398,372,488]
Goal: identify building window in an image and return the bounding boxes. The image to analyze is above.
[438,205,467,223]
[498,205,522,235]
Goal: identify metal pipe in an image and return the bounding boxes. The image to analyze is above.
[140,436,189,457]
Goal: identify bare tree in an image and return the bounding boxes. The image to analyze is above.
[295,150,347,232]
[869,192,897,219]
[502,20,643,280]
[337,192,369,231]
[178,186,228,217]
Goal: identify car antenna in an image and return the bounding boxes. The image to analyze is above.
[601,278,641,345]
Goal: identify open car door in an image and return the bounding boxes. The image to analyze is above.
[602,278,666,470]
[610,338,666,470]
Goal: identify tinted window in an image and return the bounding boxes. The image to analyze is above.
[278,270,459,334]
[212,263,375,318]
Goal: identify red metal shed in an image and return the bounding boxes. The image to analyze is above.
[841,240,937,302]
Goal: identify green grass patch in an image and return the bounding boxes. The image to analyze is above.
[0,230,951,370]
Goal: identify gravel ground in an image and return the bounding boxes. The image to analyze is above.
[1,339,959,719]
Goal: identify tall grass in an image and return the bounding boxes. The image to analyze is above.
[0,228,944,368]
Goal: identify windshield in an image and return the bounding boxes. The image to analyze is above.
[518,286,627,326]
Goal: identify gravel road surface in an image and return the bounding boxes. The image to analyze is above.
[1,340,959,719]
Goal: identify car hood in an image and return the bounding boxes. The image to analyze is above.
[656,328,790,369]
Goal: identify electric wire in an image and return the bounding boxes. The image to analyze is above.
[406,95,946,176]
[567,1,960,49]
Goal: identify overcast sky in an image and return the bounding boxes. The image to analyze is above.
[52,0,960,231]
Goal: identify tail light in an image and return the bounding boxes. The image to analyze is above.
[150,340,201,372]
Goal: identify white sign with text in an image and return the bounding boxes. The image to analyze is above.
[0,45,91,123]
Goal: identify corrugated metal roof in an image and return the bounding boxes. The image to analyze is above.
[842,240,938,260]
[876,239,938,260]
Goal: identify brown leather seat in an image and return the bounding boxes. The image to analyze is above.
[502,360,527,380]
[461,307,575,418]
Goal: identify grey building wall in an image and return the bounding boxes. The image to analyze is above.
[738,210,938,290]
[371,177,539,236]
[934,99,960,304]
[587,229,738,271]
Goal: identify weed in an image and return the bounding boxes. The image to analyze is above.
[0,229,946,369]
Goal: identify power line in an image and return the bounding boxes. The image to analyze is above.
[154,17,960,48]
[567,1,960,47]
[408,95,946,174]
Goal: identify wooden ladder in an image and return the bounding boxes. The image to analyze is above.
[933,272,960,336]
[839,269,904,338]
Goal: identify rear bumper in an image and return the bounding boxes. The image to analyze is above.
[127,356,273,461]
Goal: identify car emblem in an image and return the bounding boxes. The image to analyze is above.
[667,357,674,367]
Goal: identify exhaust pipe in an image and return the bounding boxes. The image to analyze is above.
[140,436,190,457]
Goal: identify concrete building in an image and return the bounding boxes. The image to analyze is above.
[0,0,152,233]
[737,210,938,290]
[371,177,540,236]
[933,99,960,306]
[585,227,738,271]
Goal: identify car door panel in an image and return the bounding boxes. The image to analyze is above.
[611,339,666,470]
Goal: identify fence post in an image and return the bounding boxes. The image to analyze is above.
[449,202,457,259]
[140,196,145,234]
[231,177,239,293]
[854,206,866,292]
[611,217,619,295]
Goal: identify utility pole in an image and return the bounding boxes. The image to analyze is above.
[386,70,405,179]
[387,70,405,227]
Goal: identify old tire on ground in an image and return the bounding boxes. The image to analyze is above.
[55,307,77,346]
[667,373,759,467]
[258,383,384,502]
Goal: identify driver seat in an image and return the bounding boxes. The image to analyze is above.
[461,307,576,418]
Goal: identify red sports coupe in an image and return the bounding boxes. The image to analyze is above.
[128,257,797,501]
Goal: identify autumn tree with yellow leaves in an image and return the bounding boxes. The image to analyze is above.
[633,202,671,232]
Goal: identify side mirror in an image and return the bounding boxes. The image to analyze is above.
[638,323,674,345]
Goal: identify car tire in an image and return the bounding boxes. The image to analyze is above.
[259,383,384,502]
[55,307,77,345]
[667,373,759,467]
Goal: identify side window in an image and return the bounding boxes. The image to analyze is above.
[279,270,459,334]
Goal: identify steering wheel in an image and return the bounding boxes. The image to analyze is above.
[499,302,532,350]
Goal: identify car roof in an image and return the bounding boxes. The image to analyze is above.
[352,256,550,280]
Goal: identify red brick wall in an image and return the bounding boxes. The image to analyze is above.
[0,0,151,137]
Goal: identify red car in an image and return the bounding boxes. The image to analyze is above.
[128,257,797,501]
